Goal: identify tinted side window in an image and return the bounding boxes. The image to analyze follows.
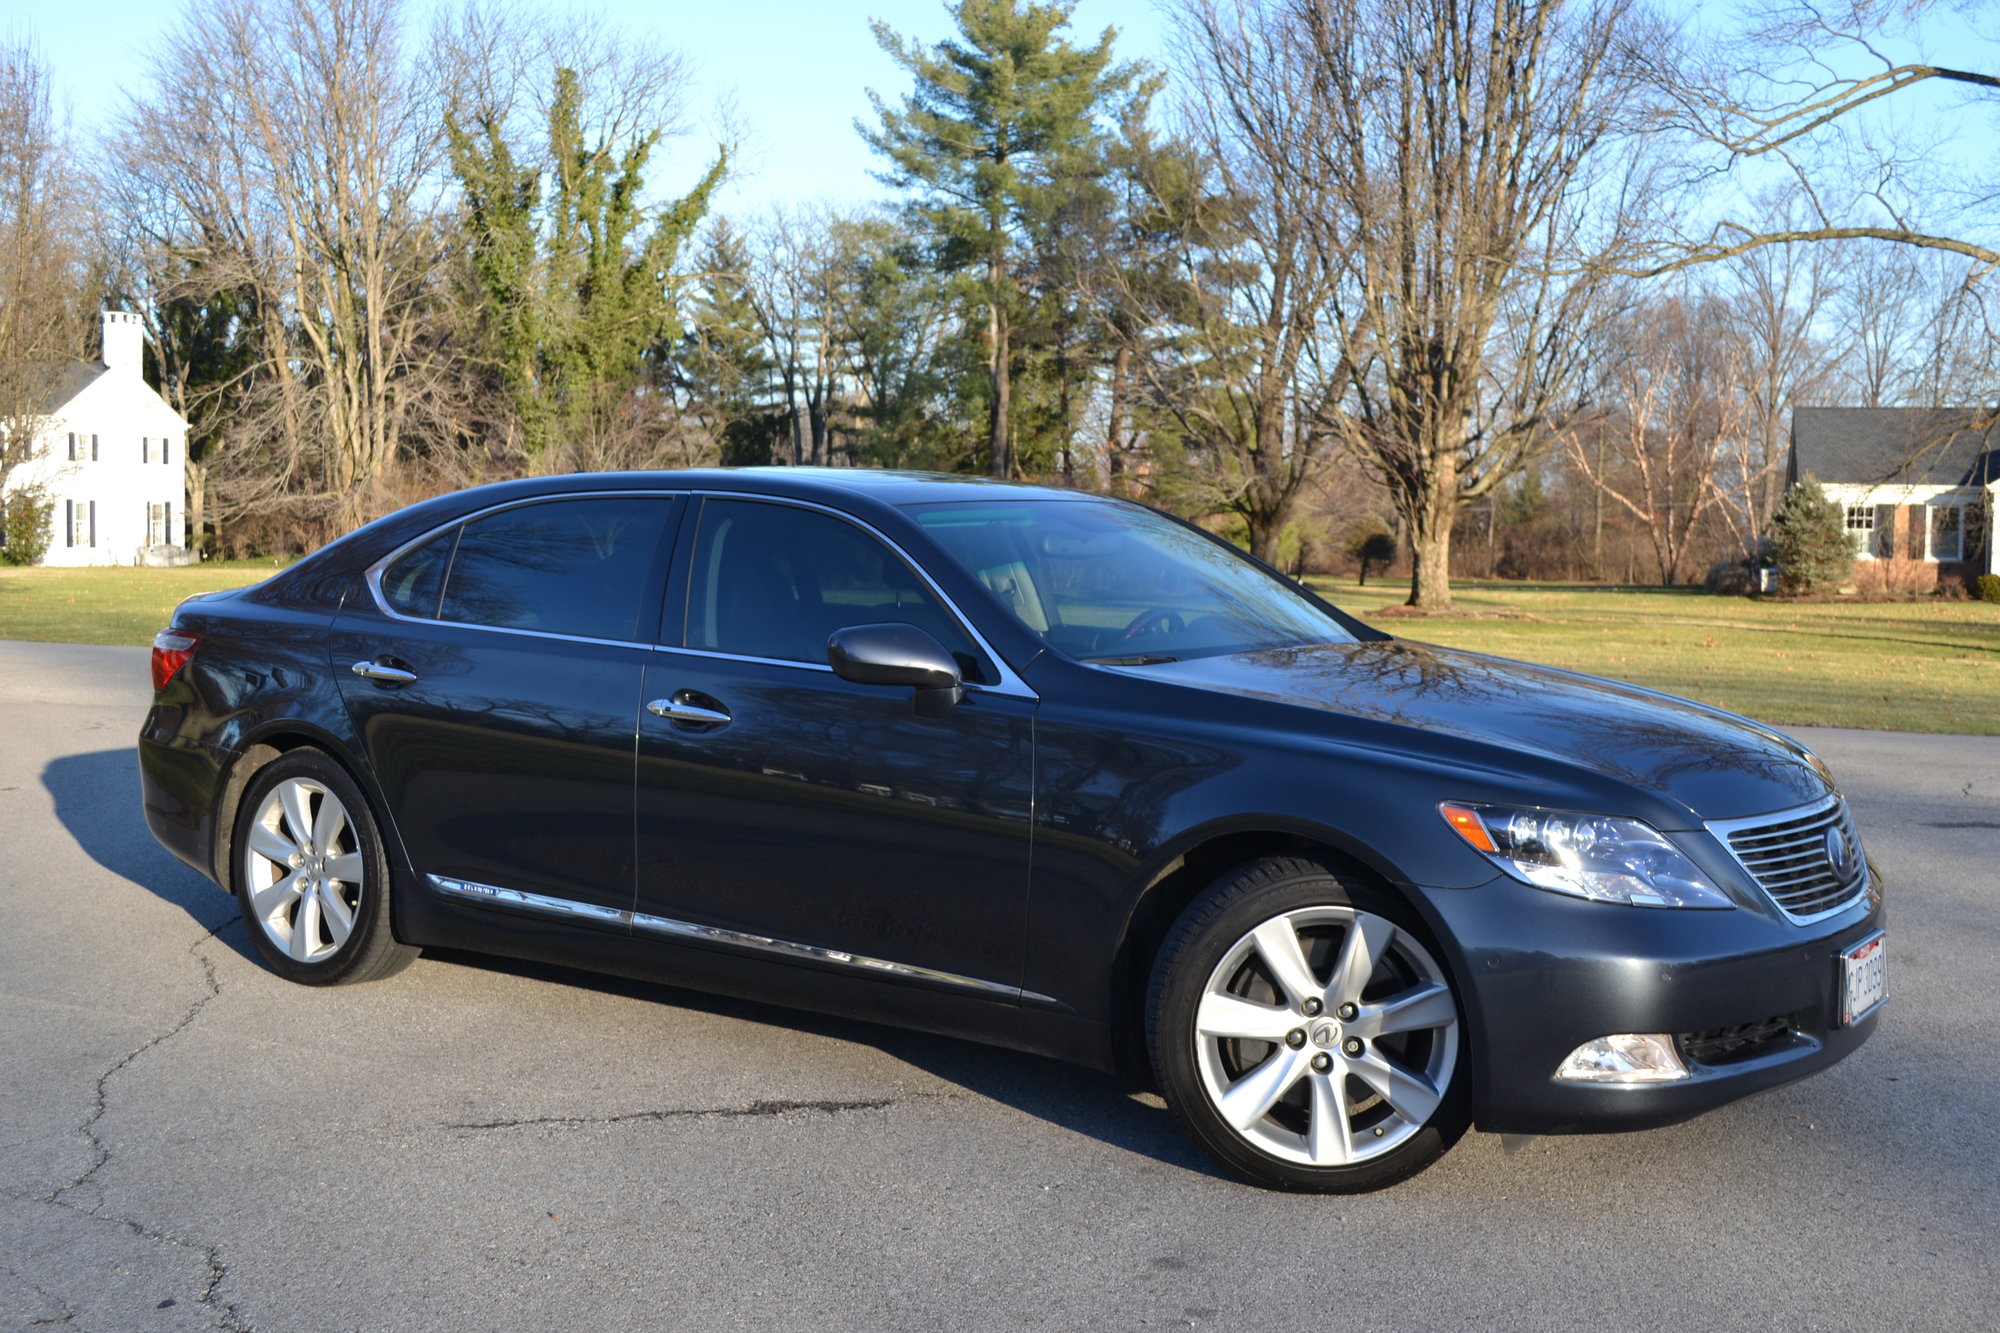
[686,499,986,680]
[440,498,670,641]
[381,528,457,618]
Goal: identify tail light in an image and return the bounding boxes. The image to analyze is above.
[151,629,201,692]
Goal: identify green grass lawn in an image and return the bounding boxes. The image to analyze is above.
[1309,577,2000,734]
[0,561,288,646]
[5,562,1996,733]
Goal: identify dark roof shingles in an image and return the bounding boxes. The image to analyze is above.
[1791,407,2000,487]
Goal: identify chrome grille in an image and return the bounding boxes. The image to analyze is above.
[1708,797,1868,924]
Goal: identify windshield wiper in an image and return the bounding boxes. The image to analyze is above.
[1082,653,1179,666]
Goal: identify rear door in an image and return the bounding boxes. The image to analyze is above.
[331,494,680,919]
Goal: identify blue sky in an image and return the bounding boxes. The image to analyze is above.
[20,0,1172,216]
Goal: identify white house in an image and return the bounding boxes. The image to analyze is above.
[3,311,191,566]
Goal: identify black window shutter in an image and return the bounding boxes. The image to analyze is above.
[91,434,99,461]
[65,500,74,547]
[89,501,97,548]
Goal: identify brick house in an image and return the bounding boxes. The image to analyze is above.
[1787,407,1998,590]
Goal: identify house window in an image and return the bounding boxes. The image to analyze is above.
[1844,505,1874,555]
[147,501,178,546]
[1928,504,1965,562]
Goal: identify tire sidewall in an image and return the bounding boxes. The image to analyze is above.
[1148,856,1470,1192]
[233,749,394,986]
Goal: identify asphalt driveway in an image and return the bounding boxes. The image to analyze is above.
[2,640,1995,1331]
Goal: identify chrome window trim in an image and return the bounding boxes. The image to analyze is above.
[363,490,681,650]
[1705,794,1871,925]
[681,489,1037,700]
[658,644,835,674]
[426,874,1053,1005]
[360,486,1038,700]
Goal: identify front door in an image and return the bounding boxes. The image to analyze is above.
[633,497,1035,995]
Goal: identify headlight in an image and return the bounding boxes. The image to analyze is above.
[1439,803,1732,909]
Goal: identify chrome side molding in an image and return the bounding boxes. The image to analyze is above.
[425,874,1052,1005]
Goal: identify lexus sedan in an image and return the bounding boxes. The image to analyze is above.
[138,470,1886,1191]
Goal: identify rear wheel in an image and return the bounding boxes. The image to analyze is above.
[232,749,417,986]
[1148,855,1467,1191]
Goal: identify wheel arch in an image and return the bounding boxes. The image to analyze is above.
[212,722,405,891]
[1104,818,1465,1080]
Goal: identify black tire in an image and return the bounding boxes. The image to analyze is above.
[1146,855,1468,1192]
[231,748,418,986]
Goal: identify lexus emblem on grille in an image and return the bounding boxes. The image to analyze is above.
[1824,826,1858,882]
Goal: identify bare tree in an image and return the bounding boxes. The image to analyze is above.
[1721,215,1841,533]
[1132,1,1352,564]
[1636,1,2000,275]
[1567,292,1770,584]
[747,204,855,467]
[1274,0,1656,606]
[0,35,90,505]
[108,0,452,535]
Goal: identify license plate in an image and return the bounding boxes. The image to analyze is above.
[1839,932,1888,1026]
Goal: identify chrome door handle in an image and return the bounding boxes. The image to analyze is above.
[351,659,419,684]
[646,696,731,728]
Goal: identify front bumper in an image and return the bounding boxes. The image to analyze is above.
[1417,870,1885,1135]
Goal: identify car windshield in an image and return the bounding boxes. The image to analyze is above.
[906,498,1358,662]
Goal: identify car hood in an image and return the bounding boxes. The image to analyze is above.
[1126,639,1832,825]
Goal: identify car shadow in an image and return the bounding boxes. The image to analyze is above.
[43,746,259,964]
[422,946,1227,1181]
[41,746,1221,1176]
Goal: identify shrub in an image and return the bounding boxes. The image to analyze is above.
[1703,560,1753,595]
[1770,478,1855,594]
[1977,573,2000,604]
[0,489,53,567]
[1345,519,1399,586]
[1851,557,1939,597]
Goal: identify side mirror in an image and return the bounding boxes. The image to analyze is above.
[827,623,964,717]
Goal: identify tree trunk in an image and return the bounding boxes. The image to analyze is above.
[1408,519,1454,608]
[1105,343,1130,490]
[987,250,1011,479]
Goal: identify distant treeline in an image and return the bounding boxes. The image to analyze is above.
[3,0,1995,603]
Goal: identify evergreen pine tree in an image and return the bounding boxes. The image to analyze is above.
[863,0,1137,478]
[1770,478,1857,594]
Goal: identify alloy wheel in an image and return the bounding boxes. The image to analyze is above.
[242,777,365,964]
[1192,905,1459,1167]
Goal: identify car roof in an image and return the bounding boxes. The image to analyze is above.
[579,467,1105,507]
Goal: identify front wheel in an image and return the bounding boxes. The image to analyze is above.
[232,749,417,986]
[1147,856,1467,1191]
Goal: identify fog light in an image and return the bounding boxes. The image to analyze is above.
[1555,1034,1690,1083]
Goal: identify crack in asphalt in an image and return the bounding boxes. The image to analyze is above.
[36,923,250,1333]
[3,1265,78,1328]
[448,1095,915,1132]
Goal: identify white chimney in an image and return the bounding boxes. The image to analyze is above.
[100,311,144,378]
